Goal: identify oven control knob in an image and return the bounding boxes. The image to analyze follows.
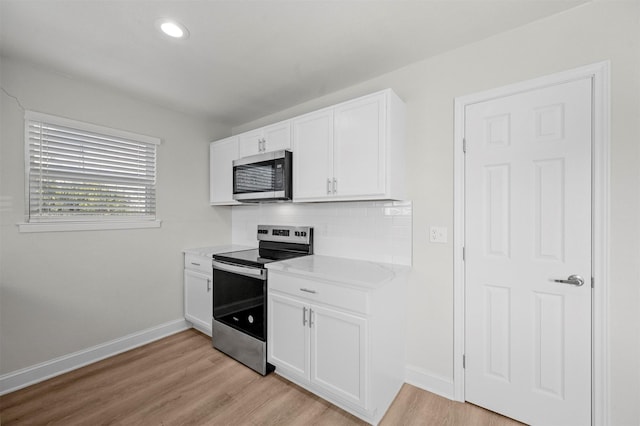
[248,315,254,324]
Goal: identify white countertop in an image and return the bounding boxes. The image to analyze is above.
[183,245,254,257]
[266,254,410,289]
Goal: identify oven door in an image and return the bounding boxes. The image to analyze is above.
[212,260,267,341]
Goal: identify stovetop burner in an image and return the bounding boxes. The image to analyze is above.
[212,225,313,268]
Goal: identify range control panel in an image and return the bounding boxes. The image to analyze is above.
[257,225,313,244]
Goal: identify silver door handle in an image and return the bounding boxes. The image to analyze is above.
[206,278,211,292]
[333,178,337,194]
[327,178,332,195]
[309,308,314,328]
[553,274,584,286]
[302,306,307,326]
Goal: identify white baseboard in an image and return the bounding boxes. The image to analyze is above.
[0,319,191,396]
[405,365,455,400]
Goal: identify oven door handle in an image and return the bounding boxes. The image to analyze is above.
[212,260,267,280]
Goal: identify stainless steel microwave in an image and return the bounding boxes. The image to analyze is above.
[232,150,292,202]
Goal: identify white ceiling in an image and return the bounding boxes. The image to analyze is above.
[0,0,588,126]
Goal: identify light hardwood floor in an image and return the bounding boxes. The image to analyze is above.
[0,329,524,425]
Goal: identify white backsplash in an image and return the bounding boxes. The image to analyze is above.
[232,201,412,266]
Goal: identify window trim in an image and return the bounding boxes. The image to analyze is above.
[21,111,161,233]
[17,219,162,233]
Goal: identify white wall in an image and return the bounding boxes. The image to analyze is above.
[233,2,640,424]
[0,57,232,374]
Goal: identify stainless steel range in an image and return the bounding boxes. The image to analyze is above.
[211,225,313,375]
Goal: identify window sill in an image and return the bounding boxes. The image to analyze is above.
[17,220,162,233]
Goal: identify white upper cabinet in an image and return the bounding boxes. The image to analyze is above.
[210,89,405,205]
[209,136,240,205]
[292,89,406,202]
[238,120,291,157]
[291,108,334,200]
[333,93,386,198]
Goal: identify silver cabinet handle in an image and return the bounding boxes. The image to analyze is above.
[309,308,314,328]
[191,262,201,266]
[333,178,337,194]
[327,178,332,195]
[206,278,211,292]
[302,306,307,326]
[553,274,585,286]
[300,288,317,294]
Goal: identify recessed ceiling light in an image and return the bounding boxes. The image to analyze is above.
[156,19,189,39]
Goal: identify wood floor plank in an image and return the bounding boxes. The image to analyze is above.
[0,329,524,425]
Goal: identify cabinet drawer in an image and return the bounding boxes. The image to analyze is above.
[269,272,369,315]
[184,253,212,275]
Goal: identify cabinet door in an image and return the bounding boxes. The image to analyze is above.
[184,269,213,335]
[268,293,310,381]
[262,120,291,153]
[238,120,291,157]
[333,93,386,198]
[292,109,334,201]
[238,129,263,157]
[310,304,367,408]
[209,137,239,205]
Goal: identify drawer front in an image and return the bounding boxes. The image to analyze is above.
[184,253,212,275]
[269,271,369,315]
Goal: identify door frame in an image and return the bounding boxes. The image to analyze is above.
[453,61,610,425]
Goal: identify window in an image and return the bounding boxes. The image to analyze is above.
[21,111,161,232]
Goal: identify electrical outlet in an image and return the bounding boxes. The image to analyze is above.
[430,226,448,243]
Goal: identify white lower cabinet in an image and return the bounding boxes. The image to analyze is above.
[269,293,309,378]
[267,267,405,425]
[269,293,367,407]
[310,304,367,407]
[184,253,213,335]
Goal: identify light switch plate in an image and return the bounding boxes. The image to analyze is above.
[430,226,448,243]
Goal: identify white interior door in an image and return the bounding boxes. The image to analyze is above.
[464,78,592,425]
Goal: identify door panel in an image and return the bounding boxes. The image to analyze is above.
[465,78,592,425]
[310,305,367,408]
[333,94,386,197]
[268,293,309,380]
[238,129,263,157]
[263,121,291,152]
[292,109,334,200]
[209,137,239,205]
[184,270,212,333]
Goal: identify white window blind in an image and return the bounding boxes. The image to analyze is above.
[25,111,160,223]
